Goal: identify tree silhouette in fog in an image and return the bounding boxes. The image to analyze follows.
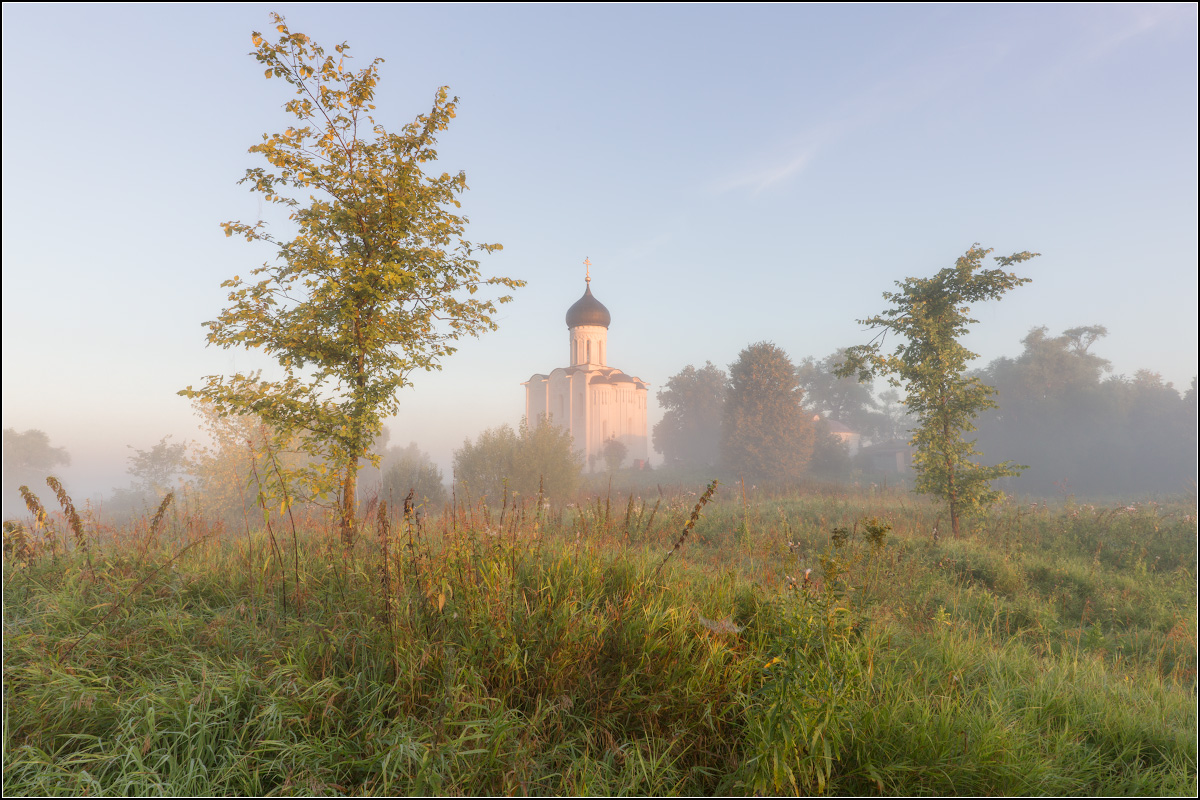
[653,362,727,469]
[975,327,1197,495]
[722,342,814,483]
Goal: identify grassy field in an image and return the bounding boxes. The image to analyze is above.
[3,482,1196,795]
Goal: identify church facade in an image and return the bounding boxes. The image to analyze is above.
[523,273,649,470]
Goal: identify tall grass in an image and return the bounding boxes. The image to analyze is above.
[4,482,1196,795]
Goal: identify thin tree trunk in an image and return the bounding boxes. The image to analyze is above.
[341,462,359,547]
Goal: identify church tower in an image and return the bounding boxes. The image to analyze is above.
[523,262,650,470]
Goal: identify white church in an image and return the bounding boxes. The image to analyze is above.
[523,266,650,470]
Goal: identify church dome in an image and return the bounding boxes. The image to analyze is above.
[565,282,611,328]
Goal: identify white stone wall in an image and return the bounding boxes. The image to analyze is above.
[524,307,649,471]
[569,325,607,367]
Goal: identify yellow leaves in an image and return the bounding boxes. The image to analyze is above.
[265,69,273,79]
[252,33,263,47]
[277,24,287,33]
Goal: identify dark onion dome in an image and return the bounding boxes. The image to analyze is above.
[565,283,611,328]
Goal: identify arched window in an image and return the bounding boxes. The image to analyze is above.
[587,340,592,363]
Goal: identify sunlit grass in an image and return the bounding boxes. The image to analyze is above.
[4,484,1196,795]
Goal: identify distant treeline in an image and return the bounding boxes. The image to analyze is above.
[653,325,1195,497]
[971,326,1196,496]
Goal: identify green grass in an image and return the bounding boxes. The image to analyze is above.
[4,487,1196,795]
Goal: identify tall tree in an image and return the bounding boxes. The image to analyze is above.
[973,325,1111,493]
[796,349,884,438]
[180,16,522,544]
[653,361,727,469]
[722,342,814,483]
[973,327,1195,496]
[126,436,189,499]
[838,245,1037,537]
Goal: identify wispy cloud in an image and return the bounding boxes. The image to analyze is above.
[711,4,1189,198]
[710,59,964,196]
[1081,3,1187,62]
[1031,4,1190,96]
[710,41,1003,197]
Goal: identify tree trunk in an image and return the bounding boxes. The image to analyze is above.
[340,461,359,547]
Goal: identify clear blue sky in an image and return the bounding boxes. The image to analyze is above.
[3,4,1196,499]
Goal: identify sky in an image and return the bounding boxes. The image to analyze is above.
[3,3,1197,501]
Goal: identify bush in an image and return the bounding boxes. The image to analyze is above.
[454,416,583,503]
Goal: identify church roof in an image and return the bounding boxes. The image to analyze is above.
[589,367,649,389]
[565,282,611,329]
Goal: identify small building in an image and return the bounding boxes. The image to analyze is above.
[522,268,649,471]
[858,439,913,475]
[814,414,862,456]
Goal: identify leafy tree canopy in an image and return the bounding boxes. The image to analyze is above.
[974,327,1195,495]
[838,245,1037,536]
[453,417,582,505]
[653,361,726,469]
[602,437,628,472]
[796,349,886,439]
[722,342,814,484]
[180,15,522,543]
[380,441,447,512]
[126,436,189,498]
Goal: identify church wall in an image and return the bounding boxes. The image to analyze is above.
[526,376,549,427]
[586,382,649,468]
[525,280,651,472]
[569,325,607,367]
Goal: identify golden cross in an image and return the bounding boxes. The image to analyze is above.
[583,257,592,283]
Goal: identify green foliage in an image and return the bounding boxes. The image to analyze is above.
[601,436,628,472]
[653,361,726,469]
[839,245,1037,535]
[797,350,887,438]
[107,436,191,517]
[722,342,814,483]
[453,416,583,503]
[2,489,1195,795]
[179,15,523,543]
[809,418,852,479]
[975,327,1197,495]
[125,436,188,497]
[380,441,447,511]
[744,594,867,795]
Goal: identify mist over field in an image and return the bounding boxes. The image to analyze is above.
[4,7,1197,797]
[2,4,1196,513]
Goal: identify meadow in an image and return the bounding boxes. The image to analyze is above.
[3,481,1196,795]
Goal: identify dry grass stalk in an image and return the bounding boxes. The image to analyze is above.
[652,479,718,579]
[19,486,51,529]
[18,485,58,556]
[45,476,86,554]
[148,492,175,544]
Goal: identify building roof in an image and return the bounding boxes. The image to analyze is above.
[824,419,857,435]
[589,368,649,389]
[565,282,611,328]
[859,439,912,455]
